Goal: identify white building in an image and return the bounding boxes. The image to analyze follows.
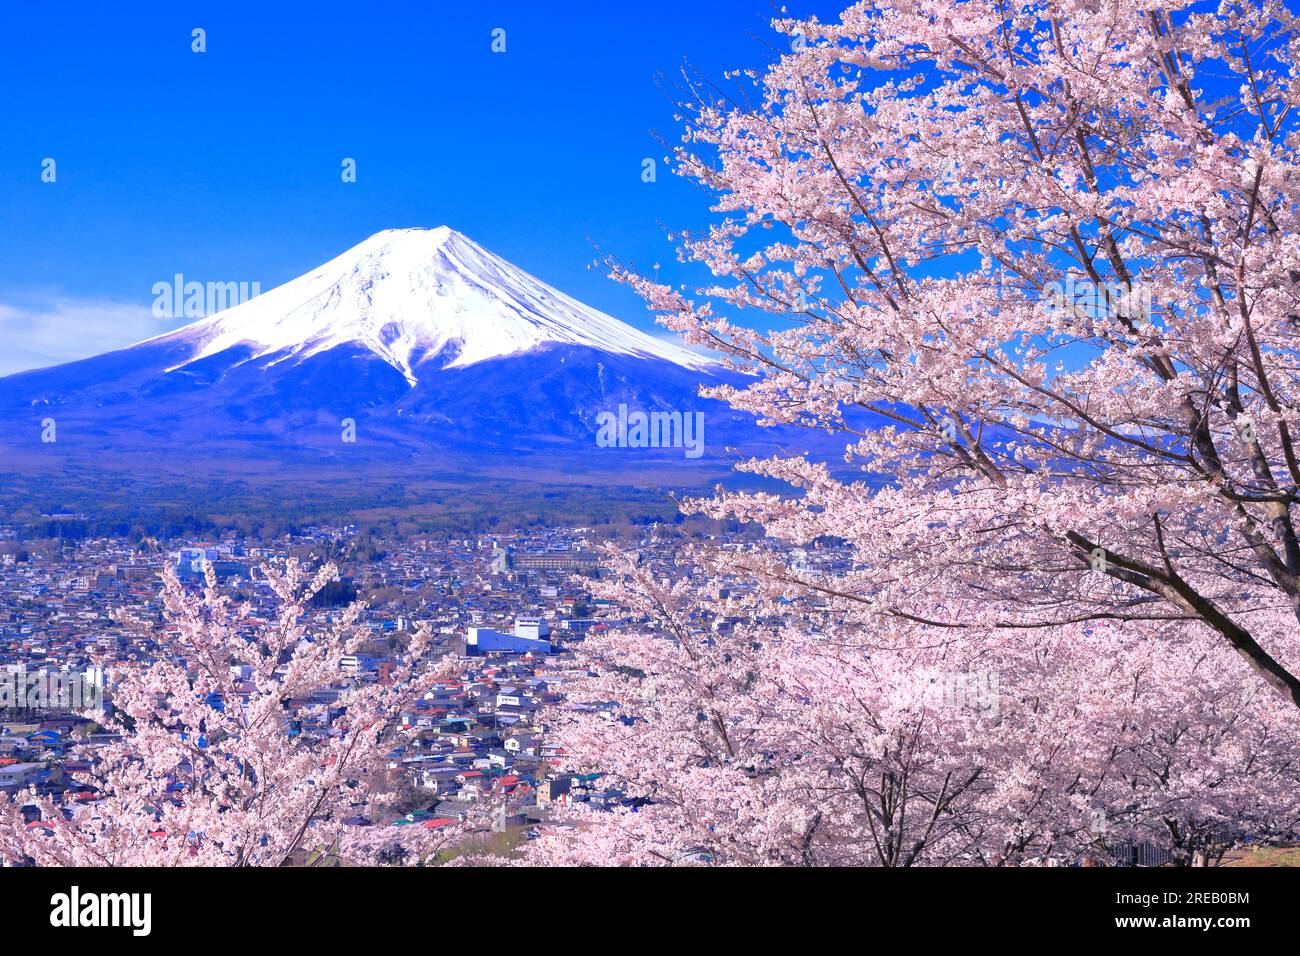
[513,617,550,640]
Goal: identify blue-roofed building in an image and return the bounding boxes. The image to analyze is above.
[463,627,552,656]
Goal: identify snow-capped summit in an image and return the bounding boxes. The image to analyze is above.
[154,227,717,384]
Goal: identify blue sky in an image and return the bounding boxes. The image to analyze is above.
[0,0,841,375]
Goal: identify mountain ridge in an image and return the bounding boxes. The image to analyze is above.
[0,228,796,479]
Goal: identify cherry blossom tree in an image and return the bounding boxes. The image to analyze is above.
[528,545,1300,866]
[1092,629,1300,864]
[529,546,999,866]
[617,0,1300,708]
[529,0,1300,866]
[0,561,481,866]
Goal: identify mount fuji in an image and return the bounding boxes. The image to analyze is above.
[151,226,721,383]
[0,228,795,478]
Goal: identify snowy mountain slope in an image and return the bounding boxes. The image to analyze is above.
[147,227,719,384]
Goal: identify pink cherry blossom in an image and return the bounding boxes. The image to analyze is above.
[0,560,483,866]
[536,0,1300,865]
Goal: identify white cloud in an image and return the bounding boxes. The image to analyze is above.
[0,293,180,376]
